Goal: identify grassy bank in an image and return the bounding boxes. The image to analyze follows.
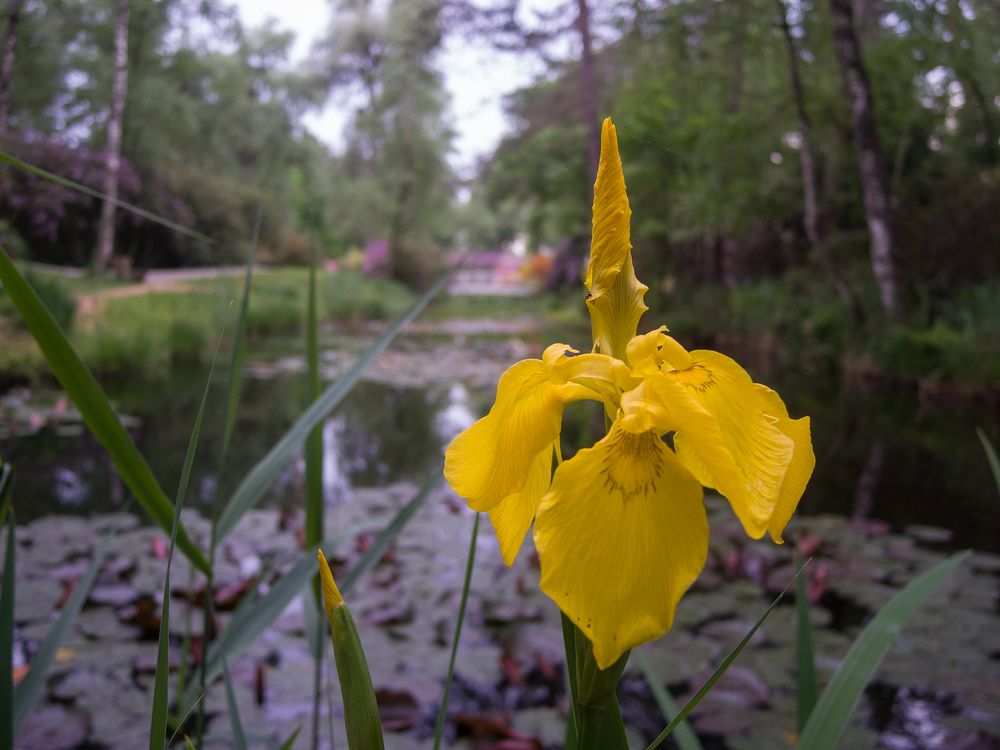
[0,266,416,380]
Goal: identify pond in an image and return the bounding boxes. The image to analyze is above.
[2,320,999,749]
[3,323,998,551]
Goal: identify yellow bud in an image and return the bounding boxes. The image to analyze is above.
[317,549,344,617]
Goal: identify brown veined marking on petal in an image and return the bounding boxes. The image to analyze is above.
[666,363,717,393]
[600,429,664,502]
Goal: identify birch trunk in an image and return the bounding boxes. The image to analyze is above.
[776,0,863,320]
[828,0,900,319]
[94,0,130,273]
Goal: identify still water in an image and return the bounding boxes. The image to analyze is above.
[2,328,998,552]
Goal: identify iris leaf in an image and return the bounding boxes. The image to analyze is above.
[0,248,210,574]
[797,551,969,750]
[433,512,480,750]
[215,269,454,541]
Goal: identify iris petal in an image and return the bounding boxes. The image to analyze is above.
[646,348,794,538]
[534,423,708,669]
[488,444,553,566]
[585,118,648,360]
[755,384,815,543]
[444,359,564,512]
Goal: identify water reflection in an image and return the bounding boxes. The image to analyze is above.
[2,355,998,552]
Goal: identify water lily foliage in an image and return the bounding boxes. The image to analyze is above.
[444,118,815,669]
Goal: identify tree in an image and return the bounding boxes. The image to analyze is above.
[776,0,862,319]
[94,0,131,272]
[828,0,900,318]
[0,0,26,132]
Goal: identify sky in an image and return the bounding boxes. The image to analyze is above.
[231,0,550,173]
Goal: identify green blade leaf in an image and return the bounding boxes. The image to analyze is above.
[0,462,12,527]
[318,552,385,750]
[1,511,15,750]
[795,555,818,732]
[634,652,703,750]
[976,428,1000,496]
[215,269,455,541]
[433,512,480,750]
[0,152,214,247]
[13,525,114,733]
[0,248,210,574]
[222,661,248,750]
[220,208,261,463]
[149,335,222,750]
[181,476,438,715]
[798,551,970,750]
[279,727,302,750]
[338,474,441,594]
[646,564,806,750]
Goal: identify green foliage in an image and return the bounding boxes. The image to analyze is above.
[0,269,76,332]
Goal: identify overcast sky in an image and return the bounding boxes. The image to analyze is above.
[231,0,549,173]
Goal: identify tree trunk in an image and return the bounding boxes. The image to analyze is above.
[0,0,26,132]
[776,0,863,321]
[828,0,900,319]
[94,0,130,273]
[575,0,600,187]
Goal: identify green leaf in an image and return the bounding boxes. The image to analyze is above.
[798,551,969,750]
[181,476,438,716]
[149,336,221,750]
[279,727,302,750]
[220,208,261,463]
[795,555,818,732]
[646,564,806,750]
[976,428,1000,496]
[0,248,210,574]
[318,552,385,750]
[0,152,214,247]
[1,511,15,750]
[433,512,480,750]
[13,526,114,733]
[0,462,12,527]
[222,661,248,750]
[214,269,454,541]
[338,474,441,594]
[183,736,198,750]
[634,652,703,750]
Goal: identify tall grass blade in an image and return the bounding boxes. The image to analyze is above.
[220,208,261,462]
[149,337,222,750]
[317,551,384,750]
[795,555,818,732]
[634,652,703,750]
[0,249,210,574]
[339,474,441,593]
[433,512,480,750]
[12,526,113,733]
[798,551,969,750]
[976,428,1000,496]
[222,661,248,750]
[305,258,323,559]
[215,269,455,541]
[646,564,806,750]
[181,477,438,715]
[0,462,12,526]
[1,510,15,750]
[0,152,214,246]
[279,727,302,750]
[183,737,197,750]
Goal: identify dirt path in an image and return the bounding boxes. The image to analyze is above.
[75,266,252,318]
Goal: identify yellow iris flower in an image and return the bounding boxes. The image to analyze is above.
[444,118,814,670]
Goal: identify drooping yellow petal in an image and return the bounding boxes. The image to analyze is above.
[488,444,553,566]
[444,359,563,512]
[444,346,617,513]
[585,118,648,361]
[754,385,815,543]
[641,346,794,538]
[534,423,708,669]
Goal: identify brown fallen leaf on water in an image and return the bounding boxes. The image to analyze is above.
[13,663,29,685]
[500,654,524,686]
[375,688,422,731]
